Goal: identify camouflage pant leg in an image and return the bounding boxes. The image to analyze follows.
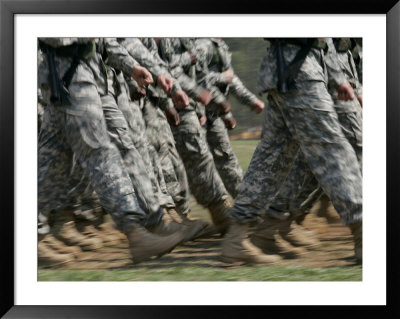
[268,151,319,212]
[206,117,243,198]
[270,109,363,214]
[38,105,145,234]
[337,110,362,171]
[231,95,362,225]
[117,83,175,208]
[101,94,162,226]
[171,109,228,207]
[278,95,362,225]
[143,99,190,214]
[230,101,299,224]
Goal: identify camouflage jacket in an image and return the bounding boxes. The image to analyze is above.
[38,37,139,99]
[118,37,182,95]
[257,38,346,98]
[328,39,362,112]
[195,38,258,108]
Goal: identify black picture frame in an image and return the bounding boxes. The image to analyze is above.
[1,0,399,317]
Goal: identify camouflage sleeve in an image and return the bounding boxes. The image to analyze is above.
[348,51,362,96]
[120,38,167,80]
[324,38,347,89]
[140,38,183,94]
[195,39,232,88]
[103,38,139,78]
[175,73,204,100]
[230,75,258,107]
[39,37,93,47]
[160,38,192,71]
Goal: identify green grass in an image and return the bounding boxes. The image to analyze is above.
[38,265,361,282]
[230,139,259,171]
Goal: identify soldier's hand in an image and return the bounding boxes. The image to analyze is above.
[188,50,197,65]
[217,100,232,115]
[357,94,363,107]
[337,82,355,101]
[223,115,237,130]
[199,115,207,126]
[198,89,212,106]
[172,90,190,110]
[165,107,180,126]
[222,69,234,84]
[131,66,153,87]
[252,99,265,114]
[157,74,174,95]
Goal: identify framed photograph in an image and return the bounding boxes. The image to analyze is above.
[1,0,398,317]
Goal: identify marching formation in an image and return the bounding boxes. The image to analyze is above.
[37,37,363,267]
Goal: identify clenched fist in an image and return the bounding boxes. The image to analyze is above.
[131,66,153,87]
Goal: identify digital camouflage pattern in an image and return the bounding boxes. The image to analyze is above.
[268,41,363,216]
[195,38,260,198]
[115,72,175,209]
[38,38,151,234]
[142,97,191,214]
[231,38,362,226]
[158,37,229,206]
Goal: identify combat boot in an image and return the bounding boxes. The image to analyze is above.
[349,222,362,264]
[278,219,320,249]
[221,222,282,265]
[166,208,211,240]
[207,198,232,236]
[147,211,207,242]
[51,209,103,251]
[38,240,75,267]
[126,224,186,264]
[250,218,307,259]
[40,234,82,255]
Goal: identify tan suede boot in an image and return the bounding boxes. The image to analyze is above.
[250,220,307,259]
[221,222,282,265]
[51,210,103,251]
[278,219,320,248]
[349,222,362,264]
[166,208,211,240]
[126,225,186,264]
[207,199,232,235]
[147,211,207,242]
[38,240,75,267]
[41,234,82,255]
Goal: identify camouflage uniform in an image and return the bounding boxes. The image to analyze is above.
[195,38,260,198]
[115,71,175,209]
[268,38,363,216]
[38,38,150,234]
[230,38,362,226]
[121,38,191,214]
[158,38,228,207]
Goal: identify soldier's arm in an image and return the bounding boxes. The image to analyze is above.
[325,38,354,101]
[230,75,258,107]
[103,38,140,78]
[119,38,167,81]
[325,38,348,89]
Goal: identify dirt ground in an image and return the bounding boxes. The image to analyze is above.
[41,199,359,271]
